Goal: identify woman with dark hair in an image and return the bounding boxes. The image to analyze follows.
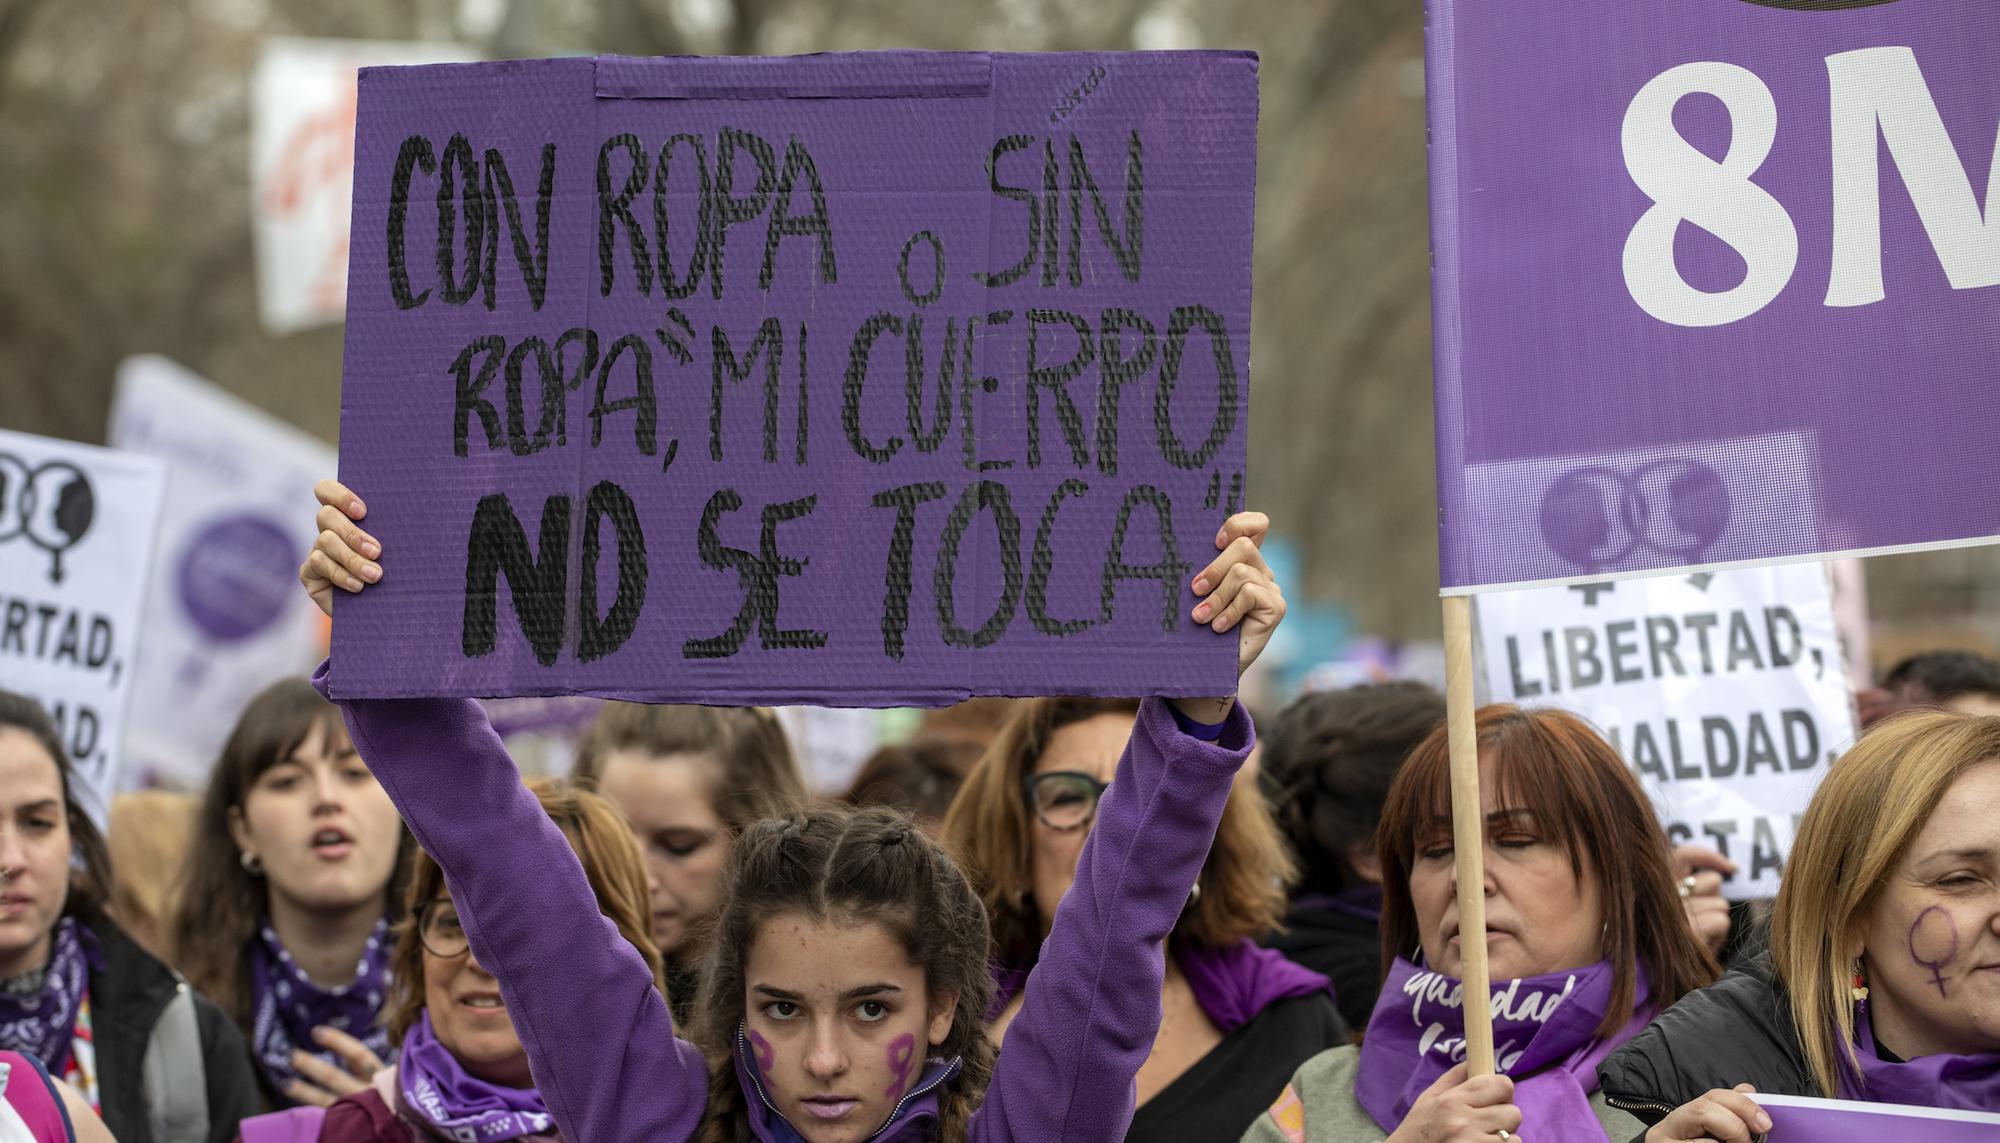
[570,703,805,1023]
[942,694,1344,1143]
[0,689,258,1141]
[841,739,982,836]
[1258,682,1445,1030]
[1245,704,1720,1142]
[167,680,414,1109]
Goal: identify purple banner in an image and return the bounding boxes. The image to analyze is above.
[1755,1093,2000,1141]
[327,52,1255,705]
[1426,0,2000,592]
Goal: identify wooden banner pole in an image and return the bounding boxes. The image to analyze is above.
[1441,593,1495,1075]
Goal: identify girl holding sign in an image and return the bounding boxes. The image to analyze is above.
[1244,705,1720,1143]
[1601,712,2000,1141]
[299,479,1286,1143]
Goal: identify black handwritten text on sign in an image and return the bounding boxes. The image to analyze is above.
[330,51,1257,704]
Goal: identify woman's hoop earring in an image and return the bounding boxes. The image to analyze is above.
[240,851,264,876]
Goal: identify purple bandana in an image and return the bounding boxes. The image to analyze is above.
[398,1011,554,1141]
[1355,958,1651,1141]
[988,940,1329,1031]
[250,919,394,1092]
[1840,1001,2000,1112]
[0,919,95,1074]
[1176,939,1333,1034]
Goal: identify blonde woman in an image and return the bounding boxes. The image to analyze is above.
[1601,712,2000,1140]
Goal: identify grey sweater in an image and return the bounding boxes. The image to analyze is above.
[1237,1045,1646,1142]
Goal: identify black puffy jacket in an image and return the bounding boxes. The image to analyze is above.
[1596,954,1814,1131]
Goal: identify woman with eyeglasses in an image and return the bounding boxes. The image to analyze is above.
[237,778,665,1143]
[942,696,1345,1143]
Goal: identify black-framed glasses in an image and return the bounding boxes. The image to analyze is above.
[1023,772,1111,831]
[415,898,469,959]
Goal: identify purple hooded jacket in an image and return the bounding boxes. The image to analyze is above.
[314,664,1252,1143]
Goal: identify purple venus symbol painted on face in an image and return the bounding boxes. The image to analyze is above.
[749,1029,777,1075]
[883,1033,917,1100]
[1907,905,1960,1000]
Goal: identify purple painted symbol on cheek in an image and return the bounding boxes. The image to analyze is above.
[1908,905,1960,1000]
[749,1029,777,1075]
[883,1033,917,1100]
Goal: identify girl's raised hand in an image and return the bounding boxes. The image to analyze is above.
[1189,510,1285,679]
[1172,511,1285,724]
[299,478,380,617]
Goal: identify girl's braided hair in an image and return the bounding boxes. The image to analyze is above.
[692,804,996,1142]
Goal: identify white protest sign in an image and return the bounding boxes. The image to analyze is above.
[775,706,882,794]
[0,429,165,824]
[108,355,336,789]
[252,36,476,334]
[1477,564,1857,899]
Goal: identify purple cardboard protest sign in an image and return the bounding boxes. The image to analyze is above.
[327,52,1256,704]
[1426,0,2000,593]
[1754,1092,2000,1141]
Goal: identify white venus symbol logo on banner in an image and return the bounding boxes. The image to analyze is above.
[0,452,97,584]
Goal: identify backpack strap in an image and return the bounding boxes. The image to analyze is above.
[141,983,210,1143]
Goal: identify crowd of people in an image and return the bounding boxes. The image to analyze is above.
[0,478,1995,1142]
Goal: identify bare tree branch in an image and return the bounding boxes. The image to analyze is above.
[728,0,769,56]
[0,0,49,103]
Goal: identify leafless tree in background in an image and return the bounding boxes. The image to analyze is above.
[0,0,1988,655]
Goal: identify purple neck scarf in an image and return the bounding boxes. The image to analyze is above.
[398,1011,554,1141]
[988,940,1329,1031]
[1176,939,1333,1034]
[250,919,394,1092]
[1355,958,1650,1141]
[1841,1001,2000,1112]
[0,919,94,1074]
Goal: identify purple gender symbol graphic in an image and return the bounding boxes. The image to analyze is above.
[1907,905,1959,1000]
[176,515,299,641]
[883,1033,917,1100]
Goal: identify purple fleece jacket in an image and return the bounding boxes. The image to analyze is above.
[314,664,1252,1143]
